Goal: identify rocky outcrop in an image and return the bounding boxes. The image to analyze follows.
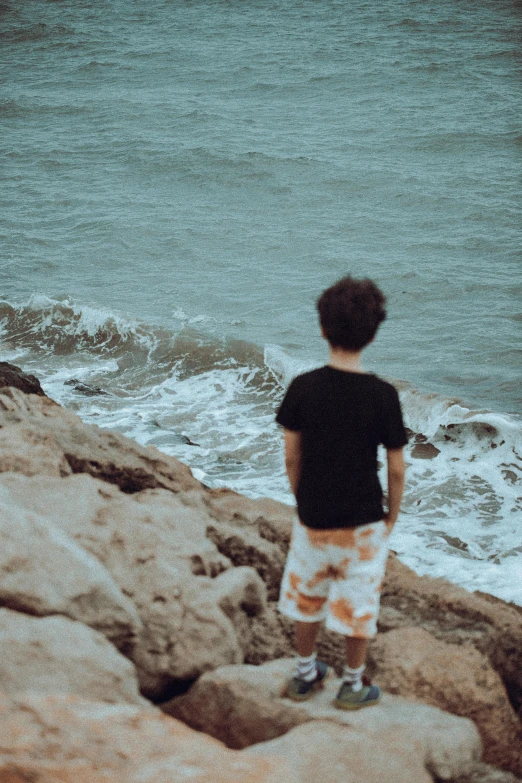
[165,658,481,781]
[379,556,522,722]
[0,386,200,492]
[0,362,46,396]
[229,562,522,777]
[1,690,516,783]
[370,627,522,776]
[0,491,141,653]
[244,720,436,783]
[0,691,293,783]
[0,471,266,699]
[0,608,145,705]
[1,378,521,780]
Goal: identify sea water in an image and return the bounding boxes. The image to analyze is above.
[1,0,521,604]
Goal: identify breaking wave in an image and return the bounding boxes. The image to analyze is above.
[1,296,521,604]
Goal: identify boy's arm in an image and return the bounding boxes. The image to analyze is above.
[384,447,406,534]
[283,428,302,497]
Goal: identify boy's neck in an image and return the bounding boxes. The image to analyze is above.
[327,346,366,373]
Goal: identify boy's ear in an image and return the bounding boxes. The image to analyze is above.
[320,326,327,340]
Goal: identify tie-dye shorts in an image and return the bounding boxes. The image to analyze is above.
[278,518,390,638]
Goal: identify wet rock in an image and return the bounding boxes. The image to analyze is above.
[0,362,46,396]
[64,378,109,396]
[411,441,441,459]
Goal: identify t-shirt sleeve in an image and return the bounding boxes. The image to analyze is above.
[275,379,302,431]
[380,384,409,449]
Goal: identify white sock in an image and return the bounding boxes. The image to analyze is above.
[342,663,365,692]
[296,653,318,682]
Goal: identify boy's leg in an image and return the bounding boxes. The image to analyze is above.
[277,521,333,700]
[345,636,368,669]
[293,620,323,685]
[323,521,389,709]
[341,636,369,694]
[295,620,321,657]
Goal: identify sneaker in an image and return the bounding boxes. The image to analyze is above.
[334,678,381,710]
[284,660,330,702]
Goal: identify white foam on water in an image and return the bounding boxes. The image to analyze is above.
[390,522,522,605]
[2,310,520,605]
[264,344,317,386]
[3,296,160,355]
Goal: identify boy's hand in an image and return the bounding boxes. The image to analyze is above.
[383,514,397,535]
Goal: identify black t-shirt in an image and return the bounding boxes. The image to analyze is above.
[276,366,408,529]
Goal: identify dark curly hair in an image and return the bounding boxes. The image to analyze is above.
[317,276,387,351]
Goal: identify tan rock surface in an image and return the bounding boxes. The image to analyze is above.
[205,489,294,600]
[0,386,200,493]
[165,659,481,781]
[1,381,521,780]
[0,609,145,705]
[380,554,522,723]
[0,426,72,477]
[370,627,522,777]
[0,472,266,698]
[0,692,292,783]
[207,487,294,544]
[203,489,522,740]
[245,719,435,783]
[1,688,495,783]
[0,493,141,652]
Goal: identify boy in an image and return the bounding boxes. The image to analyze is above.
[276,275,407,710]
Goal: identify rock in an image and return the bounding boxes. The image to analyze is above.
[0,378,521,778]
[0,386,200,493]
[64,378,109,396]
[164,669,311,748]
[451,764,522,783]
[369,627,522,777]
[0,683,489,783]
[205,488,294,600]
[238,553,522,756]
[0,609,145,705]
[0,691,293,783]
[164,658,481,781]
[0,362,46,396]
[0,492,141,653]
[187,506,522,777]
[411,441,441,459]
[0,472,266,699]
[206,519,287,601]
[246,720,435,783]
[207,487,295,546]
[380,555,522,723]
[0,426,72,477]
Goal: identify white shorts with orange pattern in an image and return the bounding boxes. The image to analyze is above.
[278,518,390,638]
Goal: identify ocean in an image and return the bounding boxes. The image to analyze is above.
[1,0,521,604]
